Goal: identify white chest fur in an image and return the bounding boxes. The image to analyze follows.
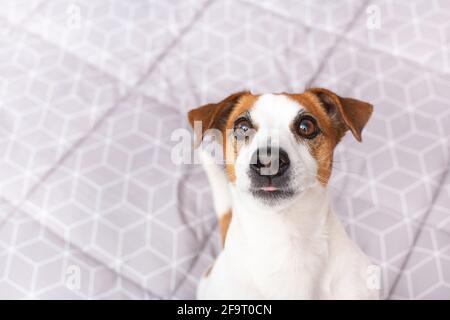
[228,187,329,299]
[197,185,378,300]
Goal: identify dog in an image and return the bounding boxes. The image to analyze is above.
[187,88,379,299]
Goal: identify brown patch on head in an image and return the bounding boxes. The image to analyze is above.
[187,91,249,144]
[187,91,258,183]
[286,93,339,185]
[226,94,259,128]
[308,88,373,142]
[286,89,373,185]
[223,94,259,183]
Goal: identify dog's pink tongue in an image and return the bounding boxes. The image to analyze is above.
[261,186,278,192]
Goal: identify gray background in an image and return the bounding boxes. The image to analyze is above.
[0,0,449,299]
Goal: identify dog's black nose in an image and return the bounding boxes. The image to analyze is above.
[250,147,290,177]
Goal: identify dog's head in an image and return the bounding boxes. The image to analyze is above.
[188,88,373,207]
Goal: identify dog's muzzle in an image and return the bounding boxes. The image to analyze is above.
[248,146,294,202]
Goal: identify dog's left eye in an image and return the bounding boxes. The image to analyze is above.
[233,118,253,138]
[297,116,319,139]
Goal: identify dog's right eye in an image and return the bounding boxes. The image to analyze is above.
[233,118,253,138]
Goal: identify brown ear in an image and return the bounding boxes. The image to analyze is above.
[187,91,248,142]
[308,88,373,142]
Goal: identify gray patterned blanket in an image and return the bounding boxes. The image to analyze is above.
[0,0,449,299]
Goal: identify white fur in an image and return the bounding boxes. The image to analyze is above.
[233,94,318,203]
[197,94,379,300]
[200,149,231,217]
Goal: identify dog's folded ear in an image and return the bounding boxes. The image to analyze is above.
[308,88,373,142]
[187,91,248,145]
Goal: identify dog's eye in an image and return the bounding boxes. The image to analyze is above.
[297,116,319,139]
[234,118,252,137]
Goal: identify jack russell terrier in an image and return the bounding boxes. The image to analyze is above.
[187,88,378,299]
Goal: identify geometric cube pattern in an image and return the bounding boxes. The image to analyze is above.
[0,0,449,299]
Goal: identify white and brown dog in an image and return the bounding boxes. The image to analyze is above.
[188,88,378,299]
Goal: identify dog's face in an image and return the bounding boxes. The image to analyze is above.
[188,88,373,207]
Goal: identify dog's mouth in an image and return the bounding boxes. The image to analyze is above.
[247,166,297,202]
[250,179,295,201]
[251,187,295,201]
[259,185,279,192]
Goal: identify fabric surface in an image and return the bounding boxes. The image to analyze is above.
[0,0,449,299]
